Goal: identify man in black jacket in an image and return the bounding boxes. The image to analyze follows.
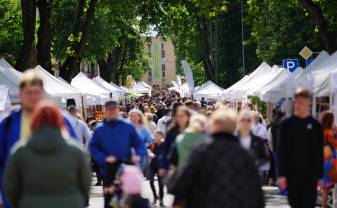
[170,108,264,208]
[278,89,323,208]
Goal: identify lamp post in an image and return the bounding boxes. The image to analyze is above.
[241,0,245,76]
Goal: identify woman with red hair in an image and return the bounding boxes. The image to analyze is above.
[3,101,91,208]
[321,111,337,208]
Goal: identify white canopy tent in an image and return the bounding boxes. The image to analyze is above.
[228,62,273,100]
[259,51,330,103]
[0,59,22,103]
[286,51,331,97]
[92,76,125,100]
[139,81,152,89]
[71,72,110,105]
[132,82,151,94]
[33,65,83,106]
[0,85,12,112]
[193,81,224,100]
[250,66,291,97]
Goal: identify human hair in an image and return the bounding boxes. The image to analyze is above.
[186,114,207,133]
[294,88,311,99]
[67,105,77,114]
[19,69,44,90]
[30,101,65,131]
[129,109,146,125]
[145,113,154,121]
[321,111,334,130]
[209,107,238,134]
[172,106,192,129]
[184,100,194,107]
[150,106,157,114]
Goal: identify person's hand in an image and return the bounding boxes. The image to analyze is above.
[105,156,117,164]
[132,155,141,163]
[159,169,167,177]
[277,177,287,189]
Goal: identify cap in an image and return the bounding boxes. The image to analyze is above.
[294,88,311,99]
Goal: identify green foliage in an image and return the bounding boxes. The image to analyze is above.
[0,0,22,65]
[247,0,321,65]
[249,96,267,118]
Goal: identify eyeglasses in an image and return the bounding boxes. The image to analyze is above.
[240,118,251,123]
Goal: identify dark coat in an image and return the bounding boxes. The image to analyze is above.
[171,132,265,208]
[3,126,91,208]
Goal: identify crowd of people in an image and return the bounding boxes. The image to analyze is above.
[0,69,335,208]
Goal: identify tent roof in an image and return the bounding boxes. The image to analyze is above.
[0,85,11,111]
[92,76,124,95]
[34,65,82,98]
[250,65,291,97]
[71,72,110,96]
[225,62,272,100]
[194,81,224,99]
[0,59,22,102]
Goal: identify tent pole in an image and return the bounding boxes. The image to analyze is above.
[81,96,86,120]
[312,95,316,117]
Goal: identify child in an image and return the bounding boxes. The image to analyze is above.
[121,165,150,208]
[148,131,165,206]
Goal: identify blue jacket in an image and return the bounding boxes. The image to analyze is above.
[89,119,146,167]
[0,108,77,208]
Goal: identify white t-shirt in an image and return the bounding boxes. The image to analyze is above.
[253,123,268,140]
[240,135,252,150]
[157,115,171,134]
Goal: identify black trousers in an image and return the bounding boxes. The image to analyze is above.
[287,176,317,208]
[148,169,164,200]
[103,162,123,208]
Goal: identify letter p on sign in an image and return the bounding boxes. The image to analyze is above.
[282,59,299,73]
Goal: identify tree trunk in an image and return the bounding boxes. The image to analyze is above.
[16,0,37,72]
[60,0,98,81]
[197,16,216,82]
[298,0,337,53]
[36,0,52,73]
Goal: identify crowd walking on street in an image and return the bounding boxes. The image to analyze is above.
[0,70,334,208]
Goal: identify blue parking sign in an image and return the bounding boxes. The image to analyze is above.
[283,59,299,73]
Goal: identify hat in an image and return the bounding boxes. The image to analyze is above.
[294,88,311,99]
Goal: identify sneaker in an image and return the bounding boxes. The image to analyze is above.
[159,200,165,207]
[153,197,158,205]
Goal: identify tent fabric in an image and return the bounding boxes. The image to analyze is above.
[227,62,272,100]
[0,85,11,112]
[139,81,152,89]
[0,59,22,102]
[286,50,331,97]
[259,67,303,103]
[92,76,125,97]
[193,81,224,100]
[71,72,110,105]
[251,66,291,97]
[132,82,151,94]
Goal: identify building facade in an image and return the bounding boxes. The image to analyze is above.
[143,37,176,89]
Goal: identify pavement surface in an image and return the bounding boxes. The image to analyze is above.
[89,180,291,208]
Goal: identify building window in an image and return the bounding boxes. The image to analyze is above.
[148,71,152,81]
[161,50,165,58]
[161,43,165,50]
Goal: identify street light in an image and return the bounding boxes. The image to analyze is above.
[241,0,245,76]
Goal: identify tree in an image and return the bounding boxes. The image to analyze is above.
[36,0,53,72]
[15,0,37,71]
[297,0,337,53]
[59,0,98,81]
[247,0,321,65]
[0,0,22,65]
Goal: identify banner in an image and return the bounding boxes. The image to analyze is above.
[181,60,195,95]
[153,43,161,78]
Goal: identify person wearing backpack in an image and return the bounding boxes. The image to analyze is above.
[320,112,337,208]
[0,70,77,208]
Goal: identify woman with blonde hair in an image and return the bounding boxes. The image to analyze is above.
[129,109,154,147]
[175,114,208,169]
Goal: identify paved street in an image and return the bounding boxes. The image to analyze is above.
[89,180,291,208]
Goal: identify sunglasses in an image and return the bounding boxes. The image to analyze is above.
[240,118,252,123]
